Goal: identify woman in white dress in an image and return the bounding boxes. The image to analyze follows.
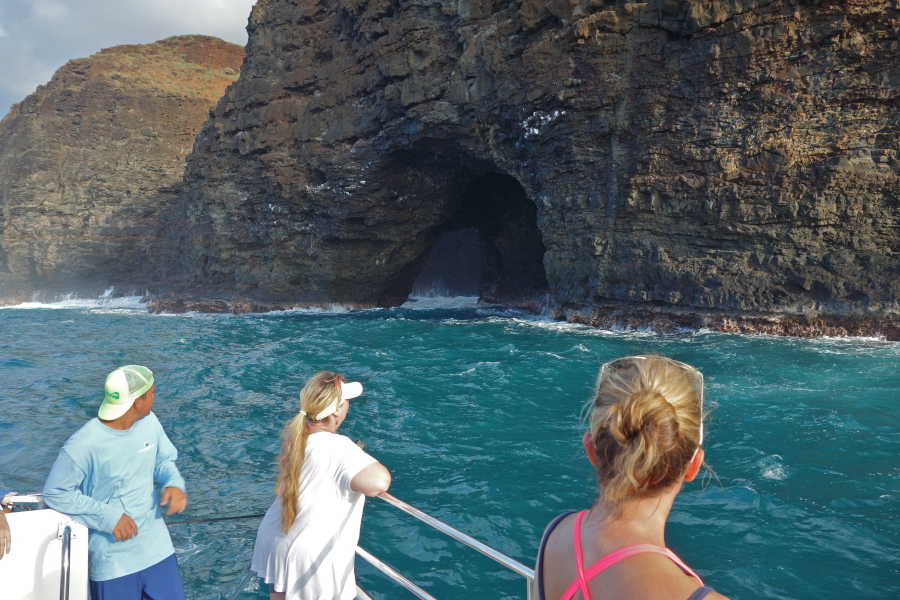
[251,371,392,600]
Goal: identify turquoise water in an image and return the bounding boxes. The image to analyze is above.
[1,297,898,599]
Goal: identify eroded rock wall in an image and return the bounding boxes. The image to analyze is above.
[174,0,899,328]
[572,0,900,319]
[0,35,244,301]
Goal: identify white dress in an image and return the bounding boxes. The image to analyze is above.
[251,432,377,600]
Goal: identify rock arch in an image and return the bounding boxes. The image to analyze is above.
[366,142,547,307]
[409,172,548,305]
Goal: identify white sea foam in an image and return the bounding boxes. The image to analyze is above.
[760,454,789,481]
[761,465,788,480]
[2,294,146,311]
[276,303,356,315]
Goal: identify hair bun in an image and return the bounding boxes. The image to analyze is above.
[606,389,674,444]
[588,356,703,508]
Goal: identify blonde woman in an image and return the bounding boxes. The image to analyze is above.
[252,372,391,600]
[536,356,730,600]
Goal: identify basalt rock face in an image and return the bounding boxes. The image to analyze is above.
[173,0,900,334]
[0,35,243,302]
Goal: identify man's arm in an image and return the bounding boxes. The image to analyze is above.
[42,451,122,533]
[153,421,187,514]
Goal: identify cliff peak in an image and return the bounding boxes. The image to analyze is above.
[0,35,245,300]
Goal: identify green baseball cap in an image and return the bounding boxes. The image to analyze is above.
[98,365,154,420]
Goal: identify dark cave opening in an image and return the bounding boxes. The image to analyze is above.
[409,172,549,306]
[411,228,485,297]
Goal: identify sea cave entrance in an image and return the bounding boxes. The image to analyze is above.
[408,172,549,308]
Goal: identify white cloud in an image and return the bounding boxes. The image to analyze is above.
[0,0,257,114]
[32,0,71,21]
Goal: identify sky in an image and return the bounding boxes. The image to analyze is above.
[0,0,258,116]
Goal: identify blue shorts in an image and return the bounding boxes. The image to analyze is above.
[89,553,186,600]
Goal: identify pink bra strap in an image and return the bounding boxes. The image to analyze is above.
[572,511,591,600]
[584,544,705,586]
[562,529,705,600]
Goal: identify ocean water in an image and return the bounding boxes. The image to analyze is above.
[0,296,898,600]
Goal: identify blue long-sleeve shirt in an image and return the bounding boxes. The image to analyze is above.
[43,411,186,581]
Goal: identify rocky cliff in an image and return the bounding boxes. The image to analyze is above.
[0,35,244,301]
[1,3,897,338]
[166,0,898,336]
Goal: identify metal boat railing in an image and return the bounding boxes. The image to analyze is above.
[4,490,534,599]
[60,524,73,600]
[355,545,439,600]
[2,492,84,600]
[369,491,535,598]
[231,491,535,599]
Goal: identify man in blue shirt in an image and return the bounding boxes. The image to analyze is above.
[44,365,188,600]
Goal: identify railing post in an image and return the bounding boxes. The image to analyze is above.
[227,569,256,600]
[59,524,72,600]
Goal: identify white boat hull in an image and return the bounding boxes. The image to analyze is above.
[1,509,89,600]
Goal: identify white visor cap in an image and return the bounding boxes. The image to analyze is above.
[313,381,363,420]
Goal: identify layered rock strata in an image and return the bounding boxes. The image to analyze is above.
[0,35,244,301]
[1,2,897,339]
[169,0,899,337]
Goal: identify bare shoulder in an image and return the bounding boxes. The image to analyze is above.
[610,553,718,600]
[535,512,580,599]
[539,511,579,557]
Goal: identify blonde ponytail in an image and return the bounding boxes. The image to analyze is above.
[275,371,344,533]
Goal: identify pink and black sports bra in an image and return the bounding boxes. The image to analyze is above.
[537,510,717,600]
